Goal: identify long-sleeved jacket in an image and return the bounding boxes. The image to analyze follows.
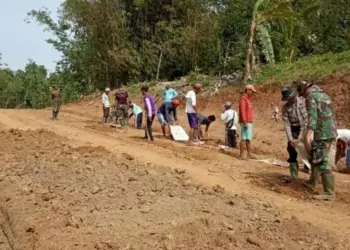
[282,96,308,141]
[305,90,337,141]
[144,93,156,117]
[239,93,253,123]
[51,89,61,102]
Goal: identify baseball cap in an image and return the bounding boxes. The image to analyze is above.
[105,87,111,92]
[194,83,203,90]
[245,84,257,93]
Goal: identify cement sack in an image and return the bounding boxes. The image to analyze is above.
[170,125,189,141]
[294,140,338,171]
[256,159,289,168]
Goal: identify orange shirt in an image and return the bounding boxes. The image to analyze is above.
[239,93,253,123]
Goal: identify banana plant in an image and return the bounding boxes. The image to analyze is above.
[243,0,299,81]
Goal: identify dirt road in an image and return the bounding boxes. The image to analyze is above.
[0,84,350,249]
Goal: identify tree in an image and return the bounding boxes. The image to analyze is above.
[243,0,299,81]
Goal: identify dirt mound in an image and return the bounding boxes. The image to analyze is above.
[0,129,348,249]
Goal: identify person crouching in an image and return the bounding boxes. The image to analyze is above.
[157,99,180,137]
[128,101,143,129]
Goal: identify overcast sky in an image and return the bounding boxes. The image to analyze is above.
[0,0,62,71]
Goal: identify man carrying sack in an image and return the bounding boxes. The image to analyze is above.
[281,86,308,182]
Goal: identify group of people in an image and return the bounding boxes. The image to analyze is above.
[281,80,350,200]
[52,79,350,201]
[101,84,220,144]
[100,83,259,156]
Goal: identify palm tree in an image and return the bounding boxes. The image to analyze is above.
[243,0,299,81]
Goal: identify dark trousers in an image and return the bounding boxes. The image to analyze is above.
[225,129,237,148]
[103,107,110,123]
[287,126,301,163]
[135,113,143,129]
[145,115,155,140]
[118,104,128,119]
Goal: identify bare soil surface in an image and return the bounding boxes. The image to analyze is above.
[0,76,350,249]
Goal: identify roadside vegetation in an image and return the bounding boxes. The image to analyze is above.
[1,0,350,108]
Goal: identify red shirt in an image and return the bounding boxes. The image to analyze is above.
[239,93,253,123]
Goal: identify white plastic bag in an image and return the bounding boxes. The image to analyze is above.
[169,125,189,141]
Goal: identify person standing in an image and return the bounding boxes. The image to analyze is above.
[298,80,337,200]
[185,83,202,146]
[128,101,143,129]
[163,85,177,103]
[115,88,129,128]
[141,86,156,141]
[51,86,62,120]
[102,88,111,123]
[221,102,238,148]
[239,84,257,159]
[157,99,180,137]
[281,87,308,183]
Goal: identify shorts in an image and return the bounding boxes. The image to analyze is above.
[187,113,198,129]
[240,123,253,141]
[158,113,167,126]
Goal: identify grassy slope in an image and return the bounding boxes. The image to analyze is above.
[254,50,350,85]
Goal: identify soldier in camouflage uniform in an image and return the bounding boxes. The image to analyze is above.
[298,80,337,200]
[51,86,62,120]
[281,87,308,183]
[115,88,129,128]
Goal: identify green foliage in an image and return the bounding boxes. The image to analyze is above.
[27,0,350,85]
[254,50,350,85]
[0,61,49,108]
[0,60,83,108]
[256,23,275,64]
[1,0,350,109]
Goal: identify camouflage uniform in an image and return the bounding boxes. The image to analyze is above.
[51,88,62,120]
[115,90,129,128]
[305,87,337,200]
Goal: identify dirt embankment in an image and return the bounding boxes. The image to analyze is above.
[0,129,349,250]
[196,74,350,159]
[73,74,350,159]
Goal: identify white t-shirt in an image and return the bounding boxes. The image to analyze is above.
[221,109,238,130]
[185,90,196,113]
[337,129,350,142]
[102,93,110,108]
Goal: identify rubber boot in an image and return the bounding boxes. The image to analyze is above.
[284,163,299,183]
[313,175,335,200]
[290,163,299,180]
[305,165,319,188]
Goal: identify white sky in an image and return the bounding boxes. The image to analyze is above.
[0,0,62,71]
